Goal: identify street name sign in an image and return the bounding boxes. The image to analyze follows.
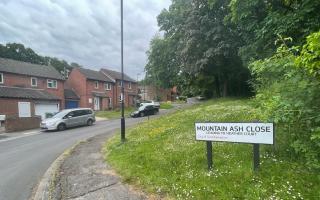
[195,122,274,144]
[195,122,274,171]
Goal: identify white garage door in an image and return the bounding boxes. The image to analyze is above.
[35,103,59,120]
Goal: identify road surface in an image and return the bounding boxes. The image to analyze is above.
[0,117,148,200]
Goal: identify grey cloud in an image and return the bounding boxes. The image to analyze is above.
[0,0,171,77]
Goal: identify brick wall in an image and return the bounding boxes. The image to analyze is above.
[67,68,114,110]
[86,80,113,110]
[66,68,88,108]
[5,116,41,132]
[113,80,138,107]
[139,85,172,102]
[0,72,65,108]
[0,98,35,116]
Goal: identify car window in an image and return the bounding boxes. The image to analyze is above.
[66,111,75,118]
[74,110,87,117]
[146,105,153,110]
[85,109,93,115]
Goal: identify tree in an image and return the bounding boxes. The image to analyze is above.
[228,0,320,64]
[146,0,251,97]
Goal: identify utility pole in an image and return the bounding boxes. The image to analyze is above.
[120,0,125,142]
[144,70,146,101]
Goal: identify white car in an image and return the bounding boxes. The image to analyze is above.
[40,108,95,131]
[140,101,160,109]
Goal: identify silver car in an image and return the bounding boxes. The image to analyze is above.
[40,108,96,131]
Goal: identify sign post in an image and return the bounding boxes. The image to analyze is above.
[253,144,260,171]
[206,141,213,170]
[195,122,274,171]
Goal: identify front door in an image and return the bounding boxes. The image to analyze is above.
[94,97,100,111]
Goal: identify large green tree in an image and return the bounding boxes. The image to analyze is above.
[228,0,320,64]
[146,0,251,97]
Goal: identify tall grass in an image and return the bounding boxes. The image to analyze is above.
[104,99,319,199]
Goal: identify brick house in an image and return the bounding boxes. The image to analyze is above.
[100,68,138,107]
[66,67,114,111]
[138,85,172,102]
[0,58,65,131]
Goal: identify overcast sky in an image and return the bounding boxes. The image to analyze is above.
[0,0,171,78]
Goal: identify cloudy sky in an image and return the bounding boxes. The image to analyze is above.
[0,0,171,78]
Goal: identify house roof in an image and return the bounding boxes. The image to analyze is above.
[0,58,64,80]
[64,89,80,100]
[78,68,113,82]
[100,68,136,82]
[0,86,61,100]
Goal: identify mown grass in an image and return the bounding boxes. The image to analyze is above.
[96,107,135,119]
[160,102,174,109]
[103,99,320,199]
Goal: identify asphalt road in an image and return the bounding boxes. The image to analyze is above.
[0,116,149,200]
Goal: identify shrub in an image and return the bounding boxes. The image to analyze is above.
[250,32,320,170]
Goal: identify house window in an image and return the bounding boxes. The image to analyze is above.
[118,81,123,87]
[95,81,99,89]
[18,102,31,117]
[0,73,3,84]
[47,79,57,88]
[31,77,37,87]
[128,82,132,89]
[105,83,111,90]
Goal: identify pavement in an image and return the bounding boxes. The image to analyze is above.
[50,134,147,200]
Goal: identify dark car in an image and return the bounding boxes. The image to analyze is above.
[130,105,159,118]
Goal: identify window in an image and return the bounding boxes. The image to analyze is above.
[118,81,123,87]
[65,111,75,118]
[47,79,57,88]
[128,82,132,89]
[31,77,37,87]
[18,102,31,117]
[105,83,111,90]
[85,109,93,114]
[0,73,3,84]
[95,81,99,89]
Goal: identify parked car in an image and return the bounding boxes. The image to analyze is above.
[40,108,96,131]
[140,100,160,109]
[130,105,159,118]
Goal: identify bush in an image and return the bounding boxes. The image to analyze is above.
[250,32,320,170]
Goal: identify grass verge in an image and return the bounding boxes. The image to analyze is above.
[104,99,319,199]
[96,107,135,119]
[160,102,174,109]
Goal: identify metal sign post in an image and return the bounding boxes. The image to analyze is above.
[253,144,260,171]
[206,141,213,170]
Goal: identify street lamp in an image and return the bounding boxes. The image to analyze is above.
[120,0,125,142]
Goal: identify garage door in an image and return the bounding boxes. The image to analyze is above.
[65,100,79,109]
[35,103,59,120]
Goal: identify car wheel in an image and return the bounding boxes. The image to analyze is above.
[57,123,66,131]
[87,119,93,126]
[140,112,145,117]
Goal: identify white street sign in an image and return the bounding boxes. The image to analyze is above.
[195,122,274,144]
